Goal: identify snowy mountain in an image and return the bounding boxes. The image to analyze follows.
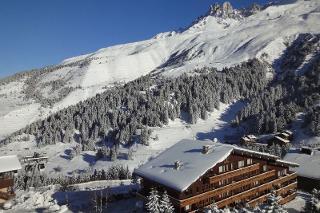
[0,0,320,139]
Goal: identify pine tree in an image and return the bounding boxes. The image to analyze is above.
[252,206,262,213]
[159,191,174,213]
[305,189,320,213]
[208,200,221,213]
[146,188,161,213]
[241,203,254,213]
[262,191,288,213]
[110,146,117,161]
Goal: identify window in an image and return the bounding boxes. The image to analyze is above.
[238,160,245,168]
[247,158,253,165]
[185,205,190,211]
[263,165,267,172]
[278,169,287,177]
[218,179,226,186]
[230,163,233,170]
[219,165,225,173]
[283,169,287,175]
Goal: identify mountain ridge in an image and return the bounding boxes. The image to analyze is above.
[0,0,319,139]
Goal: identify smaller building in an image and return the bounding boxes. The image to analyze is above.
[283,130,293,141]
[0,155,22,205]
[300,146,314,155]
[284,148,320,192]
[268,130,294,147]
[268,135,290,147]
[240,135,257,145]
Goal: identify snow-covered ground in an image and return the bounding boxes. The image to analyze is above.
[3,180,139,212]
[1,0,320,139]
[0,102,243,177]
[284,191,310,213]
[282,113,320,181]
[0,101,242,212]
[3,185,310,212]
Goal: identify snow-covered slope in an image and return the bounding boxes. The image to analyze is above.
[0,0,320,139]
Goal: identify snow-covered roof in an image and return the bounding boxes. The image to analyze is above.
[134,139,286,192]
[284,149,320,180]
[274,136,290,143]
[284,130,293,135]
[134,139,233,191]
[241,136,251,141]
[275,159,299,168]
[0,155,22,173]
[280,132,290,138]
[247,135,257,139]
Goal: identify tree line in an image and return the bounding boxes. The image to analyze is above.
[1,59,269,151]
[235,34,320,136]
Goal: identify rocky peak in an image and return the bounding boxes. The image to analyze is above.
[242,3,262,17]
[207,1,242,19]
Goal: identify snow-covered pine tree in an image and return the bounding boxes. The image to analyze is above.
[146,188,161,213]
[241,203,254,213]
[262,190,288,213]
[207,200,221,213]
[305,188,320,213]
[252,205,262,213]
[110,146,117,161]
[222,207,232,213]
[159,190,174,213]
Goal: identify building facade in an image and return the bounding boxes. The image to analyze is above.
[134,139,298,212]
[0,155,22,206]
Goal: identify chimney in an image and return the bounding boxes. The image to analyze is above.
[174,161,182,170]
[202,145,210,154]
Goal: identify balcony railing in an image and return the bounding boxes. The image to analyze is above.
[216,172,297,208]
[0,178,14,189]
[179,170,277,207]
[247,181,297,207]
[209,163,260,184]
[279,192,296,205]
[277,182,297,196]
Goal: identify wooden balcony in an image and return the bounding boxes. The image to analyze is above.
[277,182,297,196]
[0,178,14,189]
[247,192,270,207]
[216,172,297,208]
[209,163,260,184]
[248,181,297,207]
[141,171,297,211]
[179,170,277,207]
[279,192,296,205]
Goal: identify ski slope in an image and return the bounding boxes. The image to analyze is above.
[0,0,320,138]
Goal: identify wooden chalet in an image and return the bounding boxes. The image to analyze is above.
[268,130,293,147]
[240,135,257,146]
[268,135,290,147]
[134,139,298,212]
[0,155,21,205]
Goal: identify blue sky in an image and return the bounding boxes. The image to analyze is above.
[0,0,269,78]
